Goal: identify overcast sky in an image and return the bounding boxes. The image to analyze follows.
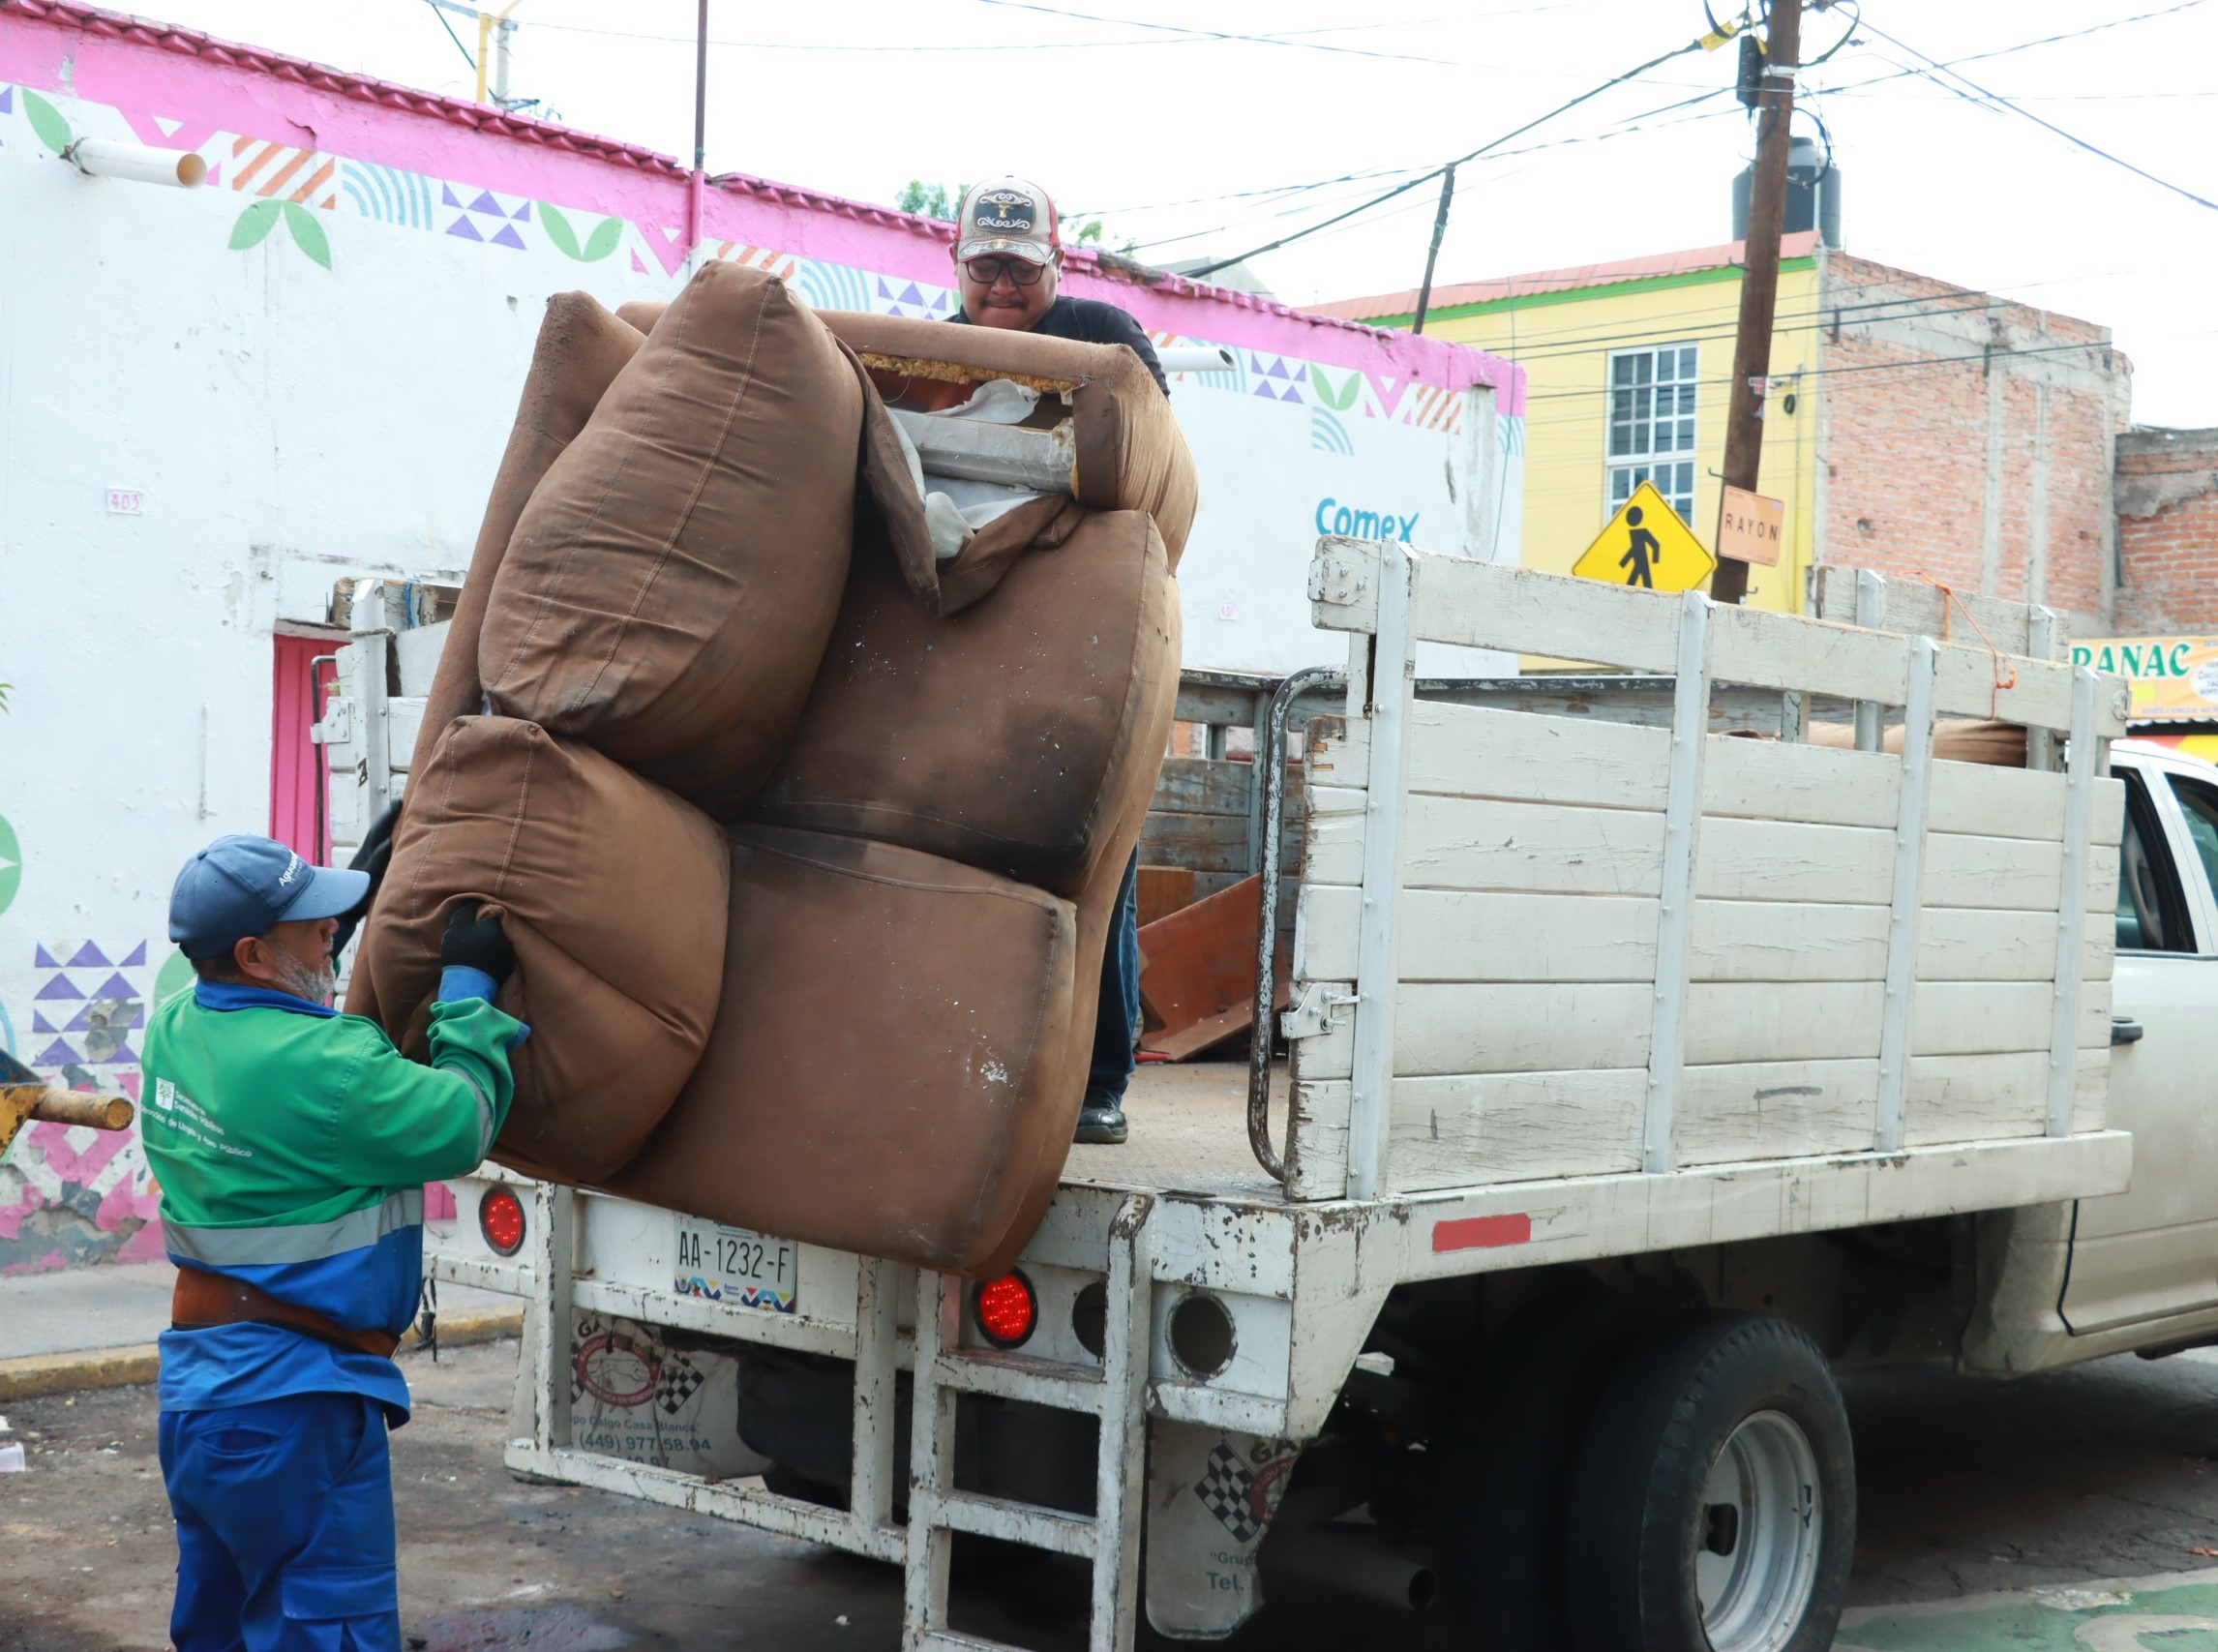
[152,0,2218,426]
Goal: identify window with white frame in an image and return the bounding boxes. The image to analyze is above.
[1606,343,1699,525]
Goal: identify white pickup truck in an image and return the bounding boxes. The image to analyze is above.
[318,547,2218,1652]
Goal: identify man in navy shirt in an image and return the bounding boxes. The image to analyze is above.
[946,175,1169,394]
[947,177,1162,1145]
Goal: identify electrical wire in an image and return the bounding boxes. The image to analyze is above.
[421,0,478,73]
[1184,29,1728,278]
[1855,18,2218,215]
[965,0,1454,63]
[1517,337,2115,406]
[1814,0,2212,100]
[500,10,1428,53]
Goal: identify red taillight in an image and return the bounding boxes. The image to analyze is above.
[974,1272,1037,1348]
[480,1187,526,1256]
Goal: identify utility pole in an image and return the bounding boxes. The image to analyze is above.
[684,0,709,262]
[1709,0,1802,607]
[1410,165,1457,336]
[473,1,525,107]
[494,13,516,107]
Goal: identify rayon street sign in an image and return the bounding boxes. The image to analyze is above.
[1717,484,1784,567]
[1572,482,1717,592]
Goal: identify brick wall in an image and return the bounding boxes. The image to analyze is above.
[2114,427,2218,633]
[1815,253,2126,629]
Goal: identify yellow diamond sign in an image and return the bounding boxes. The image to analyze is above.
[1572,482,1718,592]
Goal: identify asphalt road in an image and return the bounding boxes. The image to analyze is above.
[10,1339,2218,1650]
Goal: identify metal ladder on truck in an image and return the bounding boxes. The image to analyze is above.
[499,1181,1164,1651]
[904,1193,1155,1652]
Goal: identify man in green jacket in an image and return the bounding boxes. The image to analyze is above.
[141,832,524,1652]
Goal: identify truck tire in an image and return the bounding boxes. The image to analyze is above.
[1566,1312,1854,1652]
[1435,1287,1653,1648]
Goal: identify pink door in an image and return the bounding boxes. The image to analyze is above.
[270,635,343,861]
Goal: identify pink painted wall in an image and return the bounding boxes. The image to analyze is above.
[0,2,1522,417]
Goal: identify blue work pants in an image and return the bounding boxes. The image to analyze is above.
[1088,850,1142,1100]
[158,1391,400,1652]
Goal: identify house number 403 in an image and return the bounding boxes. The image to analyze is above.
[105,488,144,516]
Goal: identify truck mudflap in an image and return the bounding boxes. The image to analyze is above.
[1144,1424,1301,1638]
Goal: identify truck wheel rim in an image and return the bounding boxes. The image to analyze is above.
[1693,1409,1823,1652]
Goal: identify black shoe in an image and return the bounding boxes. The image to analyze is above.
[1075,1090,1128,1145]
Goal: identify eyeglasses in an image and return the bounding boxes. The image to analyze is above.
[965,256,1048,287]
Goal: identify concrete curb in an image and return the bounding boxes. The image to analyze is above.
[0,1307,525,1401]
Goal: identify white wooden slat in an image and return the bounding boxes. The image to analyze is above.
[1928,762,2064,843]
[1312,542,2118,734]
[1297,887,1903,984]
[1931,644,2079,735]
[1673,1059,1879,1168]
[1923,831,2065,914]
[1390,1070,1648,1189]
[1390,980,1888,1077]
[1697,816,1892,905]
[1292,1045,2116,1197]
[1312,795,1932,905]
[1335,710,2112,847]
[1285,1080,1354,1202]
[1705,735,1899,829]
[1403,702,1670,811]
[1404,548,1682,673]
[1814,564,2052,658]
[1909,979,2112,1058]
[1295,886,2113,988]
[1901,1048,2112,1147]
[1305,795,1665,895]
[1918,907,2114,983]
[1706,600,1910,708]
[1302,716,1370,795]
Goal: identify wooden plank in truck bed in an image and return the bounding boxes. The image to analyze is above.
[1286,541,2133,1207]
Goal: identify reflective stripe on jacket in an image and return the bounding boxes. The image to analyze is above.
[141,979,521,1420]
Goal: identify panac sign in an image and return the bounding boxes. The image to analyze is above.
[2072,637,2218,721]
[1314,498,1420,541]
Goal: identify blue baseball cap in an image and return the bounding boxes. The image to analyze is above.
[168,834,372,960]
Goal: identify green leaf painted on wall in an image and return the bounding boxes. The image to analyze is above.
[228,198,282,250]
[20,88,71,155]
[581,216,623,262]
[1309,365,1362,411]
[283,201,332,269]
[0,814,19,921]
[541,200,621,262]
[539,201,583,258]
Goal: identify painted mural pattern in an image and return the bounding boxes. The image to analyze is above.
[1,935,167,1274]
[0,27,1522,1271]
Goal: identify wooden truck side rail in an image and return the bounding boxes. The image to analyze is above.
[1280,538,2134,1205]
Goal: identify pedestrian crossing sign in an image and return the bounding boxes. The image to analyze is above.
[1572,482,1718,592]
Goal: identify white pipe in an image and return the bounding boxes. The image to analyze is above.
[67,139,206,189]
[1157,345,1238,375]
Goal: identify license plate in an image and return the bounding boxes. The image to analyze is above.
[673,1216,798,1313]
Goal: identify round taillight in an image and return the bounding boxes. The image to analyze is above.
[479,1187,526,1256]
[974,1271,1037,1349]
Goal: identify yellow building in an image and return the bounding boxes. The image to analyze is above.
[1319,232,1826,615]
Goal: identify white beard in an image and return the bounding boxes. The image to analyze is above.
[271,947,337,1007]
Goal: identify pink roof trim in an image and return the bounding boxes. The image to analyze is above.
[1314,231,1827,320]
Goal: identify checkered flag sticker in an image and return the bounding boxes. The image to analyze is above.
[655,1354,705,1415]
[1194,1442,1265,1542]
